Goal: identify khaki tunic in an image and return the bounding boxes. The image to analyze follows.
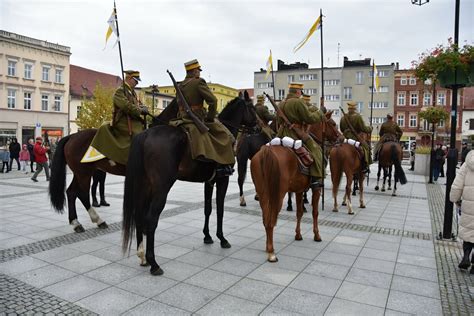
[374,120,403,154]
[340,111,372,165]
[255,103,275,139]
[276,93,324,178]
[90,83,144,165]
[169,75,235,165]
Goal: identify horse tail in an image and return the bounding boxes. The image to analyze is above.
[49,135,71,213]
[259,146,281,226]
[331,147,343,194]
[122,132,147,253]
[392,144,407,185]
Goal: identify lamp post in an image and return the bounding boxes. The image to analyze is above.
[150,84,158,115]
[411,0,429,5]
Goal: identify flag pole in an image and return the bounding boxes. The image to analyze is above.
[114,0,125,83]
[319,9,325,210]
[270,50,277,100]
[368,60,375,186]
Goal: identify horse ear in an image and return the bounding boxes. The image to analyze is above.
[238,91,244,99]
[244,90,250,101]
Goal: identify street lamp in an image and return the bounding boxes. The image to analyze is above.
[150,84,159,115]
[411,0,429,5]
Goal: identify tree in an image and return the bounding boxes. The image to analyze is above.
[76,82,115,129]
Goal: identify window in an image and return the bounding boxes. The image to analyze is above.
[24,92,32,110]
[42,66,50,81]
[324,79,340,86]
[7,60,17,76]
[324,95,340,101]
[278,89,285,100]
[371,117,386,125]
[24,63,33,79]
[422,119,430,130]
[423,92,431,106]
[410,92,418,106]
[369,86,389,93]
[55,69,63,83]
[397,114,405,127]
[397,92,406,106]
[41,94,49,111]
[400,76,407,85]
[469,119,474,130]
[356,102,363,113]
[437,92,446,105]
[299,74,317,81]
[54,95,62,111]
[257,82,273,88]
[378,70,389,77]
[356,71,363,84]
[7,89,16,108]
[77,105,82,116]
[409,114,417,127]
[409,76,416,85]
[302,88,317,95]
[438,120,445,128]
[287,75,294,83]
[343,87,352,100]
[368,101,389,109]
[163,100,171,108]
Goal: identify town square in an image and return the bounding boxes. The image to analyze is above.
[0,0,473,315]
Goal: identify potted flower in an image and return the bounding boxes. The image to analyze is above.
[414,145,432,176]
[418,106,449,125]
[412,39,474,88]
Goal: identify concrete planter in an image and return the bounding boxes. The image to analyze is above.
[414,153,430,176]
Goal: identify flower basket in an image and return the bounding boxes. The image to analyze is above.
[438,62,474,88]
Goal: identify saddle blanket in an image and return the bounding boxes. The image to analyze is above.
[81,146,106,163]
[267,136,302,149]
[344,138,360,148]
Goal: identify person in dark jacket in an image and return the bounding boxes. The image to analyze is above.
[461,142,470,166]
[27,138,35,173]
[91,170,110,207]
[433,144,445,182]
[8,138,21,171]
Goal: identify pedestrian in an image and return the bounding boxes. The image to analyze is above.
[91,169,110,207]
[19,144,30,174]
[408,143,416,171]
[27,138,35,173]
[31,136,50,182]
[1,146,10,173]
[440,145,447,177]
[461,142,470,166]
[433,144,445,183]
[449,150,474,274]
[48,138,57,168]
[8,138,21,171]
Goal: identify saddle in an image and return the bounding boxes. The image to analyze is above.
[267,137,312,175]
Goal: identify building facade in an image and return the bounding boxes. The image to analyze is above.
[136,86,174,115]
[461,86,474,141]
[0,30,71,146]
[159,82,239,113]
[394,69,463,150]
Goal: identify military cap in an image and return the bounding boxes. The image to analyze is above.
[257,95,265,101]
[124,70,141,81]
[302,94,311,102]
[185,59,202,71]
[386,113,393,119]
[288,82,304,90]
[347,101,357,110]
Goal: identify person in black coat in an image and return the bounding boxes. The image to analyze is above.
[27,138,35,173]
[91,170,110,207]
[433,144,445,182]
[8,138,21,171]
[461,142,470,165]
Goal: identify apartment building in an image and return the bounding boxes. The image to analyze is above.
[0,30,71,146]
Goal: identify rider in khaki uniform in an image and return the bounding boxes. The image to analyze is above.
[169,59,235,176]
[277,83,324,188]
[82,70,147,165]
[340,101,372,173]
[373,113,403,161]
[255,95,275,139]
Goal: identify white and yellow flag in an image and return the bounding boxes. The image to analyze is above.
[265,50,273,79]
[294,15,321,53]
[104,10,119,48]
[373,63,380,92]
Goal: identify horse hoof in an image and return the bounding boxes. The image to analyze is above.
[203,236,214,244]
[388,187,392,190]
[254,194,259,201]
[150,266,164,276]
[140,261,150,267]
[220,240,231,248]
[348,211,355,215]
[267,253,278,262]
[295,234,303,241]
[74,225,85,233]
[341,202,347,206]
[314,235,322,242]
[303,198,309,204]
[286,207,293,212]
[381,188,385,192]
[360,205,366,209]
[239,196,246,207]
[374,186,379,191]
[332,209,339,212]
[240,201,247,207]
[352,192,356,196]
[98,222,108,229]
[392,193,397,197]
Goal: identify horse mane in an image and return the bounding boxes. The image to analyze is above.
[151,98,178,127]
[218,97,241,121]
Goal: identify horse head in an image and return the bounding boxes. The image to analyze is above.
[218,90,257,137]
[308,110,342,144]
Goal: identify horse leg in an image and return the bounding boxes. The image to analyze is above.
[66,178,84,233]
[352,178,358,196]
[375,165,381,191]
[74,174,107,229]
[332,173,339,212]
[295,192,304,240]
[265,225,277,262]
[216,176,231,248]
[237,155,247,207]
[388,166,392,190]
[312,188,322,241]
[287,192,293,211]
[203,181,214,244]
[342,191,347,206]
[381,168,386,192]
[359,173,366,208]
[303,191,309,204]
[136,228,148,266]
[145,195,167,276]
[346,175,354,215]
[392,167,398,197]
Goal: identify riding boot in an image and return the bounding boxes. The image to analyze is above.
[92,197,100,208]
[459,241,472,270]
[100,197,110,207]
[310,176,324,189]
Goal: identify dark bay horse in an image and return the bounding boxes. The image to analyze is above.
[250,114,340,262]
[122,93,256,275]
[374,141,407,196]
[330,133,369,215]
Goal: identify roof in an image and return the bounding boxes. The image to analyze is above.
[70,65,122,98]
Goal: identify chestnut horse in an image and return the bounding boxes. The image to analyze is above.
[250,112,340,262]
[374,141,407,196]
[330,133,369,215]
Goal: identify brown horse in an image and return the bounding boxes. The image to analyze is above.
[250,112,340,262]
[330,133,369,214]
[374,141,407,196]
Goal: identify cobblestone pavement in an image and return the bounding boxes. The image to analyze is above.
[0,165,471,315]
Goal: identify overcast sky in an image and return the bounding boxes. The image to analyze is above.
[1,0,473,89]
